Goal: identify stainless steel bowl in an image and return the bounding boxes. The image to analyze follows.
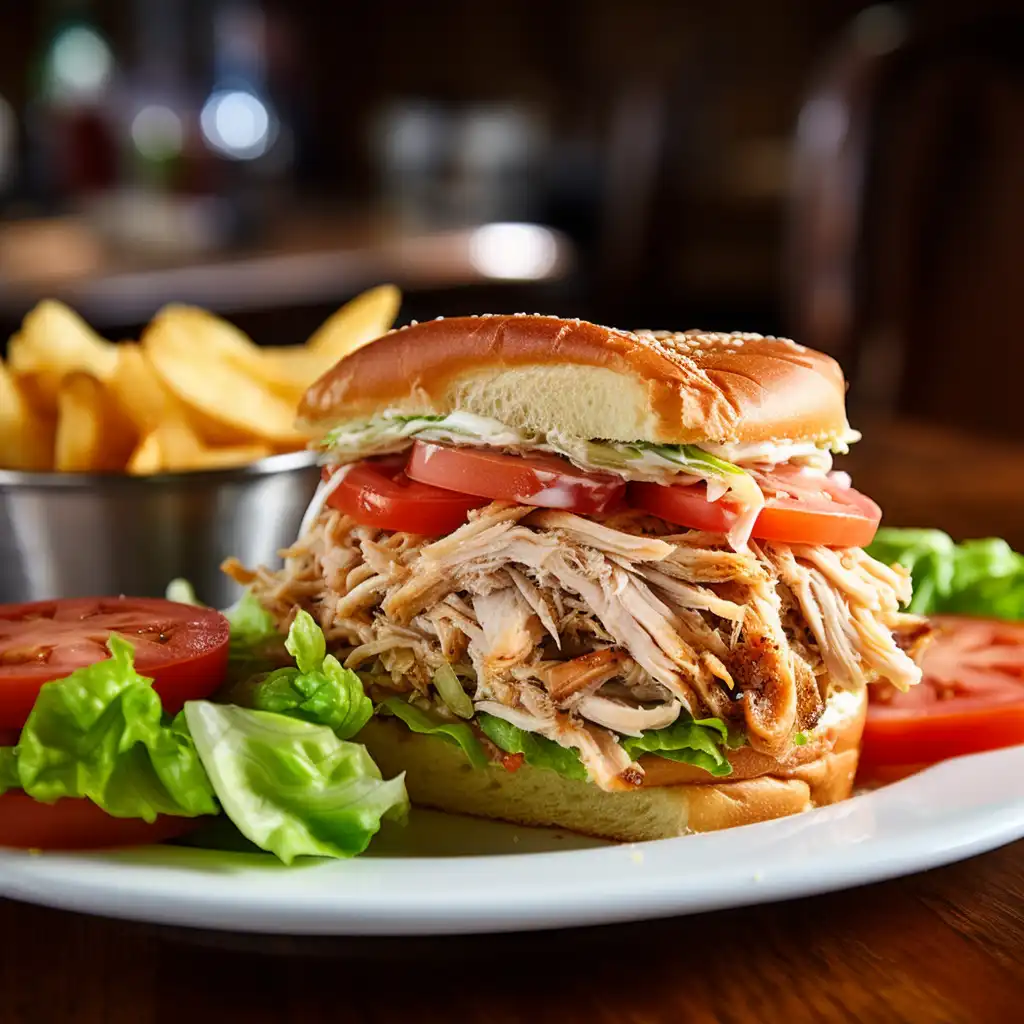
[0,451,321,608]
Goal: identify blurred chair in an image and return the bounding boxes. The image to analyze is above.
[786,4,1024,436]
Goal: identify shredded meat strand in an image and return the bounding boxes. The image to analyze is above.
[234,502,924,790]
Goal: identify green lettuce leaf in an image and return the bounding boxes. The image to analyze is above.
[184,701,408,864]
[284,606,326,672]
[620,714,734,777]
[165,577,202,606]
[165,579,285,679]
[381,697,489,769]
[864,528,957,613]
[635,442,746,478]
[0,747,18,795]
[476,713,588,781]
[224,589,277,641]
[866,528,1024,618]
[223,591,288,683]
[226,590,281,654]
[242,611,373,739]
[3,635,217,819]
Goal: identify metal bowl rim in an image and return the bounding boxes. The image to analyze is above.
[0,449,320,491]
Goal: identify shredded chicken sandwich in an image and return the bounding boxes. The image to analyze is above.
[229,314,927,841]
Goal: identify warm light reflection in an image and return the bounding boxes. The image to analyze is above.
[468,223,560,280]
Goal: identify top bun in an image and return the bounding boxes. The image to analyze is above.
[299,314,851,446]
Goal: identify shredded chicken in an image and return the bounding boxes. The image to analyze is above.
[233,503,924,791]
[543,649,633,703]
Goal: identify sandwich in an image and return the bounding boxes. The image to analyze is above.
[227,314,927,841]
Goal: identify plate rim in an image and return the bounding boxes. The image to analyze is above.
[3,745,1024,936]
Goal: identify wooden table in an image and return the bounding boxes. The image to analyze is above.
[0,212,573,328]
[3,416,1024,1023]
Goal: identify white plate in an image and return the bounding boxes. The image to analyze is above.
[3,745,1024,936]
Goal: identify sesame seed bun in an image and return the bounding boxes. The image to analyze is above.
[299,314,851,446]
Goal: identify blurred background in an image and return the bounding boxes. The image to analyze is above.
[0,0,1021,436]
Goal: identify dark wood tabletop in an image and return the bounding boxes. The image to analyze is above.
[0,211,573,327]
[4,416,1024,1024]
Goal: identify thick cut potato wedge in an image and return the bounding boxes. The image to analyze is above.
[0,361,55,470]
[54,372,138,472]
[3,284,400,473]
[262,283,401,390]
[108,343,175,434]
[128,417,271,474]
[7,300,118,415]
[144,322,306,446]
[305,283,401,358]
[144,305,305,403]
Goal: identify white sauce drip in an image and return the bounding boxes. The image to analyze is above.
[319,411,858,550]
[296,464,352,539]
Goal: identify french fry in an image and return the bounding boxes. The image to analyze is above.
[3,284,401,475]
[176,444,273,471]
[146,304,266,374]
[145,319,307,446]
[108,343,175,434]
[127,418,271,474]
[126,431,164,475]
[7,300,118,415]
[0,360,55,470]
[54,372,137,472]
[263,283,400,389]
[149,418,205,470]
[143,305,306,404]
[110,343,257,451]
[305,283,401,358]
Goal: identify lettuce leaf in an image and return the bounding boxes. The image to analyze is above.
[476,711,734,781]
[184,701,408,863]
[866,528,1024,618]
[0,616,405,863]
[620,714,734,777]
[0,747,19,795]
[476,713,588,781]
[1,634,217,819]
[226,590,280,647]
[233,610,374,739]
[166,579,285,680]
[864,529,957,613]
[165,578,202,605]
[381,697,490,769]
[223,590,285,675]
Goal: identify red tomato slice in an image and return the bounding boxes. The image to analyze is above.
[324,457,488,535]
[406,441,627,515]
[0,792,205,850]
[860,616,1024,774]
[0,597,230,730]
[630,466,882,547]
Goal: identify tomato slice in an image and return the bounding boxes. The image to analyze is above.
[406,441,627,516]
[0,597,230,730]
[630,466,882,547]
[325,456,489,535]
[0,792,205,850]
[860,616,1024,774]
[630,481,734,533]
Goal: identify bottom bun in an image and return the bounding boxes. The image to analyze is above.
[358,703,863,842]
